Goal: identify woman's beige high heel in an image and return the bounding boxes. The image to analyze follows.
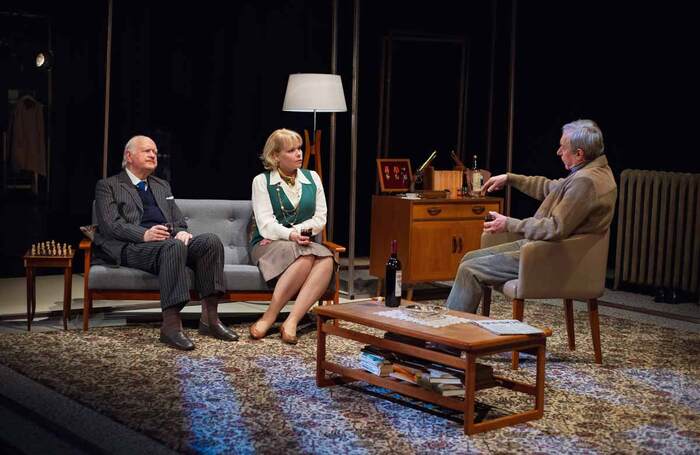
[279,323,298,345]
[249,320,268,340]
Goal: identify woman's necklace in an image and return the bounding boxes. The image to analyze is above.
[278,168,297,187]
[275,168,301,226]
[275,186,299,226]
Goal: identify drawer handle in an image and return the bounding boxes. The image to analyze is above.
[452,236,457,253]
[458,236,463,252]
[427,207,442,216]
[471,206,485,215]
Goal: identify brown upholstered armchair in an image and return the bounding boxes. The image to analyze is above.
[480,231,610,367]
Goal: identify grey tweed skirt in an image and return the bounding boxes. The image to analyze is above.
[251,240,335,282]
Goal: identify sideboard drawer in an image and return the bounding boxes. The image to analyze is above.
[412,202,500,220]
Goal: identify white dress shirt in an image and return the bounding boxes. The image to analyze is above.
[251,169,327,241]
[125,167,147,189]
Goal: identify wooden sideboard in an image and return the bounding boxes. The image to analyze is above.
[370,195,503,296]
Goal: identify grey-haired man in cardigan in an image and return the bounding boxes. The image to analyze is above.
[446,119,617,313]
[93,135,238,349]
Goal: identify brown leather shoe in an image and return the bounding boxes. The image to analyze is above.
[280,324,298,345]
[198,320,239,341]
[159,330,195,351]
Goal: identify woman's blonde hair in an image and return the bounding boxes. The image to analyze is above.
[260,128,302,170]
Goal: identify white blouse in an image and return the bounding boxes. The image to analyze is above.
[251,169,327,241]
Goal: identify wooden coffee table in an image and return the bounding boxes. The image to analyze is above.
[314,300,551,435]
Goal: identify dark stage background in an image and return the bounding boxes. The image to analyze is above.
[0,0,696,277]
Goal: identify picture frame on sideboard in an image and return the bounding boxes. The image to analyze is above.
[376,158,412,193]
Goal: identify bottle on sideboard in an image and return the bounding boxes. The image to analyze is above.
[384,240,402,307]
[470,155,483,197]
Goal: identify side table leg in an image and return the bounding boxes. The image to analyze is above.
[63,267,72,330]
[26,267,34,331]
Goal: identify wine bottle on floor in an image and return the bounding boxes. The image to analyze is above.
[385,240,402,307]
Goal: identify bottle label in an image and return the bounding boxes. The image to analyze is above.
[472,171,483,192]
[394,271,402,297]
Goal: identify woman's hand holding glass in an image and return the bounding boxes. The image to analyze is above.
[289,230,311,246]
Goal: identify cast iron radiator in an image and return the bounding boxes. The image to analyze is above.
[614,169,700,300]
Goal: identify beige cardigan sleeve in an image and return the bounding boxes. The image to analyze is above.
[507,173,565,201]
[505,177,596,241]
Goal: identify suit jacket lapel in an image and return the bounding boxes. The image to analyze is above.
[118,171,143,213]
[149,177,171,222]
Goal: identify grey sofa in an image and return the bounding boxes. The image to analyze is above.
[79,199,344,331]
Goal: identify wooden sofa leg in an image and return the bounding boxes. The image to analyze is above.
[83,290,92,331]
[564,299,576,350]
[481,287,492,317]
[588,299,603,364]
[511,298,524,370]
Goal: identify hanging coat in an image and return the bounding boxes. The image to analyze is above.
[9,95,47,176]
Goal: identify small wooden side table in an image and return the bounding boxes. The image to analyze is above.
[23,248,75,331]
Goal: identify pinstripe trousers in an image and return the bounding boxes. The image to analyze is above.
[122,233,225,310]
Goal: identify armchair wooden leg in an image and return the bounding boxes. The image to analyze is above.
[481,287,492,317]
[588,299,603,364]
[511,298,524,370]
[564,299,576,351]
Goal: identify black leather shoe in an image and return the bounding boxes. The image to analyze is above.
[199,320,239,341]
[159,330,195,351]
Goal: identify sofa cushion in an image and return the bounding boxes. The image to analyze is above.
[177,199,253,266]
[89,264,272,292]
[88,265,195,290]
[223,264,271,291]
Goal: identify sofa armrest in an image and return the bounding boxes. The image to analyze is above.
[322,240,346,253]
[517,232,610,299]
[481,232,523,249]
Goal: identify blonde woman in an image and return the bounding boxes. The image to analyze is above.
[249,129,335,344]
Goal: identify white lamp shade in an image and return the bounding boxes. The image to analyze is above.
[282,73,347,112]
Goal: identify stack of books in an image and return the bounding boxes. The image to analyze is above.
[359,349,394,376]
[358,346,494,398]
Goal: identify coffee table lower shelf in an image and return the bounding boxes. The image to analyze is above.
[315,314,546,435]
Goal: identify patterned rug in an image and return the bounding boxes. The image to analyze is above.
[0,296,699,454]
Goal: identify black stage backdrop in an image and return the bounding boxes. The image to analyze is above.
[0,0,696,276]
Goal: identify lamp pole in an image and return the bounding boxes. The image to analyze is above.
[348,0,360,298]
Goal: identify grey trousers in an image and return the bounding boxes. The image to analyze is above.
[446,239,526,313]
[122,233,225,310]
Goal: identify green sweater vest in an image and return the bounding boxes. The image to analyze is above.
[251,169,317,246]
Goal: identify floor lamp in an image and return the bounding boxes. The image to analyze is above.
[282,74,347,228]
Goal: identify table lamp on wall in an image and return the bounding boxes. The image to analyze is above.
[282,73,347,181]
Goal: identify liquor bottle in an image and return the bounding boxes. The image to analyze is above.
[461,170,469,197]
[470,155,483,197]
[384,240,402,307]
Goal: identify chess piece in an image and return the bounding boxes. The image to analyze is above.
[31,244,36,255]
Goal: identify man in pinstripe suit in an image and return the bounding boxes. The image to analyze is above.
[93,135,239,350]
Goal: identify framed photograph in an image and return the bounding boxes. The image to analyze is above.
[376,158,413,193]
